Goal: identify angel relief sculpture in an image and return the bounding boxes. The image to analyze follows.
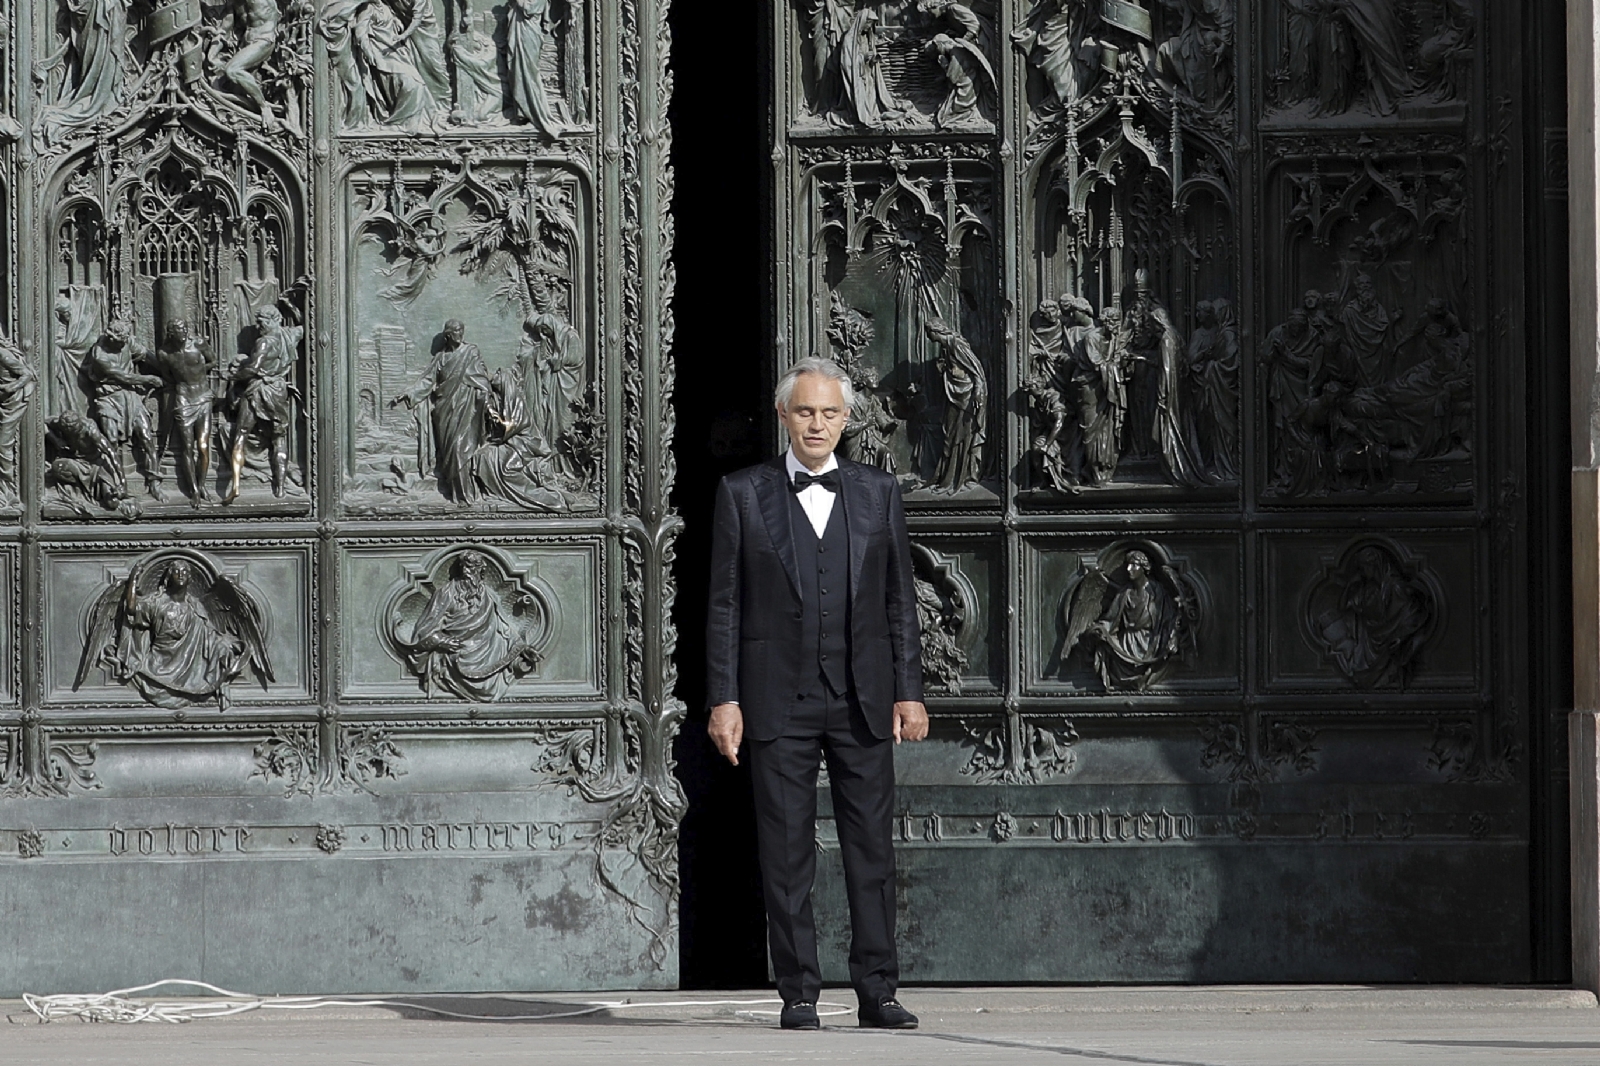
[386,548,553,702]
[74,553,275,709]
[1054,542,1201,691]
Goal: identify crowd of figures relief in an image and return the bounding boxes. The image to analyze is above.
[320,0,586,133]
[30,0,586,142]
[1014,0,1243,492]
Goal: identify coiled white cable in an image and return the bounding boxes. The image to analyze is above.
[22,979,855,1025]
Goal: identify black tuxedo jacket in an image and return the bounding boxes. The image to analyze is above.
[706,455,924,741]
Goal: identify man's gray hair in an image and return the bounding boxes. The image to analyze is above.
[775,357,855,410]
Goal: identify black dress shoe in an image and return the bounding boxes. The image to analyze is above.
[858,998,918,1029]
[781,1000,820,1030]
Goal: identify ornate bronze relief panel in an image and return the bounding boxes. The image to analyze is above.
[0,0,680,993]
[774,0,1537,981]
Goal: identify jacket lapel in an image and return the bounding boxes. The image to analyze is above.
[754,458,801,598]
[841,461,870,605]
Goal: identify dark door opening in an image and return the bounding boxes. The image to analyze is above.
[667,0,771,988]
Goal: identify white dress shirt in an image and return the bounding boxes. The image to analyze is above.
[786,448,839,538]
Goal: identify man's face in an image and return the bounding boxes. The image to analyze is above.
[445,323,464,345]
[779,372,848,468]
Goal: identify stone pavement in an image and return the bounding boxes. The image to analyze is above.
[3,986,1600,1065]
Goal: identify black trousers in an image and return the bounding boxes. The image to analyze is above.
[748,675,898,1006]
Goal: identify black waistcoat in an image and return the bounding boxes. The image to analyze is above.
[788,485,851,696]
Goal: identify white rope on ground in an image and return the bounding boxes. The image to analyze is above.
[21,979,855,1025]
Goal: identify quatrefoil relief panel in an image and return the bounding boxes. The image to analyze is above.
[382,544,556,702]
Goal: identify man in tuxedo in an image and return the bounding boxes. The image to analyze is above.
[706,357,928,1031]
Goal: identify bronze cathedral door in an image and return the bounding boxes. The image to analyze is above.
[769,0,1570,980]
[0,0,682,992]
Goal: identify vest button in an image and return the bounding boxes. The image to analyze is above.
[820,653,828,660]
[821,588,828,594]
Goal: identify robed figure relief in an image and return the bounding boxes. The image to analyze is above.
[37,0,131,144]
[393,319,494,505]
[521,311,584,471]
[507,0,569,137]
[1264,288,1472,496]
[813,154,999,497]
[924,320,988,492]
[1305,540,1438,689]
[226,305,303,501]
[82,319,165,501]
[1025,276,1234,491]
[387,548,553,702]
[75,553,275,709]
[0,328,37,508]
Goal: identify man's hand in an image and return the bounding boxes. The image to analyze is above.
[708,703,744,766]
[893,701,929,743]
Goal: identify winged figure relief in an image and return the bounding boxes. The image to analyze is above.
[911,543,973,694]
[1057,544,1199,691]
[74,553,275,709]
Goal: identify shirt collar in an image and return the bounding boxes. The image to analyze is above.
[785,447,839,482]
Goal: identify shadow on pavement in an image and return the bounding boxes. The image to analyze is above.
[367,996,786,1027]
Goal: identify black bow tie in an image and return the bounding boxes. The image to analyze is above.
[790,469,841,493]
